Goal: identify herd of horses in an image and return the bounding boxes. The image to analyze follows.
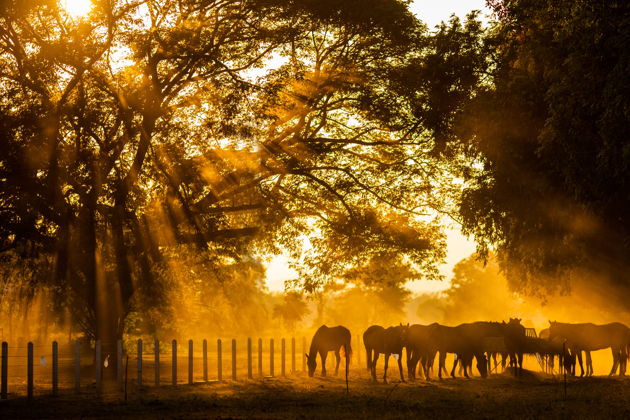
[305,321,630,382]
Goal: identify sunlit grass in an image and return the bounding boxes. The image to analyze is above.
[61,0,93,19]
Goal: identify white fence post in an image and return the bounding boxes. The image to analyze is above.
[155,340,160,386]
[52,341,58,396]
[137,339,143,387]
[117,339,123,390]
[75,339,81,392]
[95,340,102,394]
[172,339,177,386]
[188,339,193,385]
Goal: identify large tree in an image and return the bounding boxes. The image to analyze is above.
[458,0,630,295]
[0,0,472,364]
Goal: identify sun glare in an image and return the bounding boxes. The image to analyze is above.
[61,0,93,18]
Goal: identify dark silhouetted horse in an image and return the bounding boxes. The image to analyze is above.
[406,324,437,380]
[502,318,527,376]
[540,327,590,375]
[429,323,489,379]
[363,324,409,383]
[549,321,630,376]
[306,325,352,377]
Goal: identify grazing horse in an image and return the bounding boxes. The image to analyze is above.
[305,325,352,377]
[549,321,630,376]
[406,324,437,380]
[363,324,409,383]
[502,318,527,376]
[540,327,591,376]
[429,323,488,379]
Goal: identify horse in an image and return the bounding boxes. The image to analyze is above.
[549,321,630,376]
[540,327,591,376]
[502,318,527,376]
[363,323,409,383]
[305,325,352,377]
[406,324,437,380]
[428,323,488,379]
[450,318,526,377]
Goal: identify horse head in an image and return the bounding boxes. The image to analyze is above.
[399,322,410,345]
[503,318,526,339]
[548,320,562,340]
[305,353,317,377]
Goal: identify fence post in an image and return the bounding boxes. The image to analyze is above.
[302,337,306,372]
[27,342,33,401]
[137,339,143,387]
[217,339,222,381]
[232,339,237,381]
[270,339,274,377]
[203,339,208,382]
[281,338,286,377]
[188,340,193,385]
[247,338,252,379]
[155,340,160,386]
[172,339,177,386]
[117,339,123,390]
[95,340,102,394]
[75,339,81,392]
[291,337,296,374]
[1,342,7,399]
[52,341,58,396]
[258,338,263,377]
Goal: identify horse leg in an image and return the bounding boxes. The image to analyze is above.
[334,350,340,376]
[365,345,371,372]
[438,351,446,379]
[320,351,327,377]
[397,355,405,382]
[576,350,584,377]
[383,353,390,384]
[408,350,418,380]
[450,356,458,378]
[610,347,620,376]
[371,352,379,382]
[585,351,593,376]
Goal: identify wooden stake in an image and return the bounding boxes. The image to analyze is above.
[52,341,58,396]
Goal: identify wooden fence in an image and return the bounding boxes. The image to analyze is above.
[0,334,364,400]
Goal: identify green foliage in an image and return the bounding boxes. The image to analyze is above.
[457,0,630,293]
[0,0,486,341]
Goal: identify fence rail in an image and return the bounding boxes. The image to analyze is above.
[0,335,363,399]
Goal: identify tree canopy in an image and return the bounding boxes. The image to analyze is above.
[0,0,474,345]
[457,0,630,295]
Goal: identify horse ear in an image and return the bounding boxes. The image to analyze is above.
[406,323,409,327]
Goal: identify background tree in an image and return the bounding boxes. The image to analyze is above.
[0,0,473,370]
[272,291,309,333]
[457,0,630,295]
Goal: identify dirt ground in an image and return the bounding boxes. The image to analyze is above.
[2,369,630,420]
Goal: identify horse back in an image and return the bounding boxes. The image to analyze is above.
[312,325,351,352]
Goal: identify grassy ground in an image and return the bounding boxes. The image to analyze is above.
[2,370,630,419]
